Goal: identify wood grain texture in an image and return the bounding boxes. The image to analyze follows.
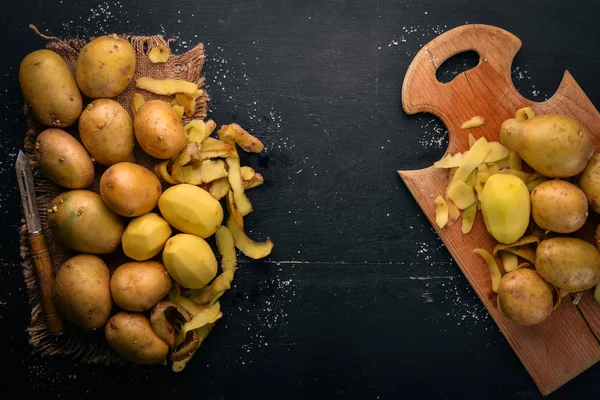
[28,232,63,336]
[399,24,600,396]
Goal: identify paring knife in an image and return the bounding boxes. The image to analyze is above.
[16,150,64,337]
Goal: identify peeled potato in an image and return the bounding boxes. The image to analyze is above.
[122,213,172,261]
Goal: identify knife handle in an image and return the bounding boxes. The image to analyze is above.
[28,232,64,337]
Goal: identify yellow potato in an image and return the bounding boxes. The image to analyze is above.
[497,268,553,326]
[99,162,162,217]
[530,179,588,233]
[54,254,112,330]
[134,100,187,159]
[480,174,530,244]
[75,34,136,98]
[48,190,124,254]
[18,49,82,128]
[122,212,172,261]
[158,184,223,238]
[500,114,593,178]
[535,237,600,292]
[78,99,135,167]
[34,128,94,189]
[110,261,172,312]
[578,153,600,213]
[162,234,218,289]
[105,312,169,365]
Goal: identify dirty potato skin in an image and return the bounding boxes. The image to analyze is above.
[99,162,162,217]
[497,268,553,326]
[78,99,135,166]
[530,179,588,233]
[110,261,172,312]
[134,100,186,159]
[578,153,600,213]
[75,35,136,98]
[54,254,112,330]
[35,128,94,189]
[535,237,600,292]
[48,190,125,254]
[19,49,82,128]
[105,312,169,365]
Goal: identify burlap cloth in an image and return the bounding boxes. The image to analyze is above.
[19,28,210,365]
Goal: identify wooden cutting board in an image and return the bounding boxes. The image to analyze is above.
[398,24,600,396]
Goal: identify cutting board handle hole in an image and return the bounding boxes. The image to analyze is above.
[435,50,480,84]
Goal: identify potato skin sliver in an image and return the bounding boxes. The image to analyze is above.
[473,248,502,293]
[227,215,274,259]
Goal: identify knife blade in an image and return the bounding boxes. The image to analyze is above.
[16,150,64,337]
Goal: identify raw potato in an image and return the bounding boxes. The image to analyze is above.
[19,49,82,128]
[54,254,112,330]
[497,268,553,326]
[136,77,198,95]
[500,114,594,178]
[105,312,169,365]
[578,153,600,213]
[158,184,224,238]
[480,174,530,244]
[535,237,600,292]
[121,212,172,261]
[78,99,135,167]
[110,261,172,312]
[461,116,485,129]
[100,162,162,217]
[148,44,170,63]
[134,100,187,159]
[76,34,136,98]
[35,128,94,189]
[163,234,218,289]
[530,180,588,233]
[48,190,124,254]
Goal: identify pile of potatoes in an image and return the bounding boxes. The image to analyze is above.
[433,108,600,326]
[19,35,273,370]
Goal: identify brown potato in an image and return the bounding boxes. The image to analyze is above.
[105,312,169,365]
[134,100,186,159]
[530,179,588,233]
[497,268,553,326]
[99,162,162,217]
[78,99,135,167]
[75,34,136,98]
[578,153,600,213]
[35,128,94,189]
[19,49,82,128]
[110,261,172,312]
[536,237,600,292]
[48,190,124,254]
[54,254,112,330]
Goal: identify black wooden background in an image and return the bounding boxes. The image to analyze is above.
[1,0,599,399]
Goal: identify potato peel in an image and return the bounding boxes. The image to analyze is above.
[182,301,221,333]
[461,202,477,234]
[451,137,491,184]
[172,323,215,373]
[500,251,518,273]
[446,198,460,228]
[461,115,485,129]
[209,178,230,200]
[227,215,274,259]
[136,77,198,95]
[242,173,264,190]
[447,180,476,210]
[154,160,179,185]
[515,106,536,121]
[434,195,449,228]
[132,92,145,114]
[148,44,170,63]
[473,248,502,293]
[226,190,244,229]
[225,156,253,216]
[175,93,196,117]
[493,235,541,256]
[218,123,265,153]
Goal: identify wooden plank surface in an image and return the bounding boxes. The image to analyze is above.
[398,24,600,396]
